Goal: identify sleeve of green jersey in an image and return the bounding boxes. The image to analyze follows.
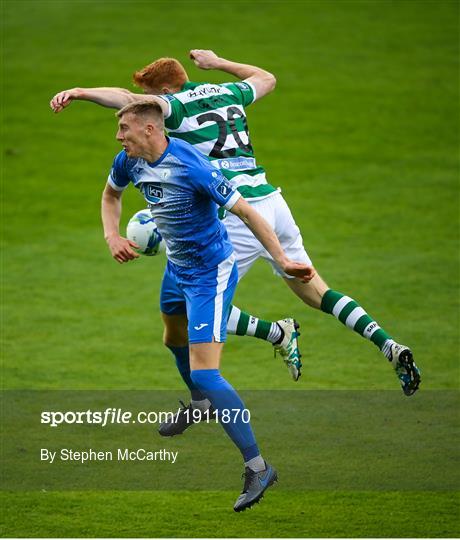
[223,81,256,107]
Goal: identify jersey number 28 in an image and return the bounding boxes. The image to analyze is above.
[197,107,253,158]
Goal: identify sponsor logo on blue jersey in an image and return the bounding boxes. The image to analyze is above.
[143,183,164,204]
[216,180,232,197]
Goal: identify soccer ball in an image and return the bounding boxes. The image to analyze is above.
[126,209,165,256]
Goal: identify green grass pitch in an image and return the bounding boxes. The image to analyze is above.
[1,0,458,537]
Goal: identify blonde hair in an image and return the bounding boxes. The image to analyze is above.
[116,101,164,128]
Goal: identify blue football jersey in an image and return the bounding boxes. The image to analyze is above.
[108,137,241,268]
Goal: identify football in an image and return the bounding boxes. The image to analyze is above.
[126,209,165,256]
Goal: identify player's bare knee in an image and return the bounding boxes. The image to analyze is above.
[190,342,222,370]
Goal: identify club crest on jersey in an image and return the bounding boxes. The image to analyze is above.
[144,183,164,204]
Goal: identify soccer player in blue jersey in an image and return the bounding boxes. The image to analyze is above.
[51,50,421,401]
[103,100,315,511]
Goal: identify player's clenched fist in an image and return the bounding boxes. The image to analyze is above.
[189,49,220,70]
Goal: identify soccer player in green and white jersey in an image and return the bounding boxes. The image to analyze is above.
[50,50,421,409]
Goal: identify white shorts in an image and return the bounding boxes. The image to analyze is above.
[223,191,312,280]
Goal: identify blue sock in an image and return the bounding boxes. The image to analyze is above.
[166,346,205,401]
[190,369,260,461]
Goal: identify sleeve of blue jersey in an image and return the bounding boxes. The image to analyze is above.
[192,164,241,210]
[107,151,131,191]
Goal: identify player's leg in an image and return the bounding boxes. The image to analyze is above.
[189,344,257,460]
[189,346,258,465]
[189,341,277,511]
[226,304,299,379]
[158,313,213,436]
[156,265,288,436]
[227,304,285,344]
[186,255,277,511]
[158,264,211,437]
[161,312,209,405]
[159,263,202,400]
[225,249,283,342]
[267,192,420,395]
[223,203,302,380]
[284,275,421,395]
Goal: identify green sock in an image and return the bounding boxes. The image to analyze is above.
[226,305,282,344]
[321,289,392,352]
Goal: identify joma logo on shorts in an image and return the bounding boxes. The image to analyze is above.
[194,323,209,331]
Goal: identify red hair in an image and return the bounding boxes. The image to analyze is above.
[133,58,188,92]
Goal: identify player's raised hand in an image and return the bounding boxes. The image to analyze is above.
[105,235,140,264]
[50,89,79,113]
[283,262,316,283]
[189,49,220,70]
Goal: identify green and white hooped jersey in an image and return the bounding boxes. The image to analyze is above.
[159,81,277,201]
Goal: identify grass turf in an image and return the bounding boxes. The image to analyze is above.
[1,0,458,537]
[1,492,459,538]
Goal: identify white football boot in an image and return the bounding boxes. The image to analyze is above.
[389,343,421,396]
[273,318,302,381]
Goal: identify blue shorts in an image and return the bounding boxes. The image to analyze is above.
[160,254,238,343]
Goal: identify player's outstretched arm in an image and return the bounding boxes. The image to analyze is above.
[50,87,169,114]
[229,197,315,282]
[189,49,276,101]
[50,87,134,113]
[101,184,139,264]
